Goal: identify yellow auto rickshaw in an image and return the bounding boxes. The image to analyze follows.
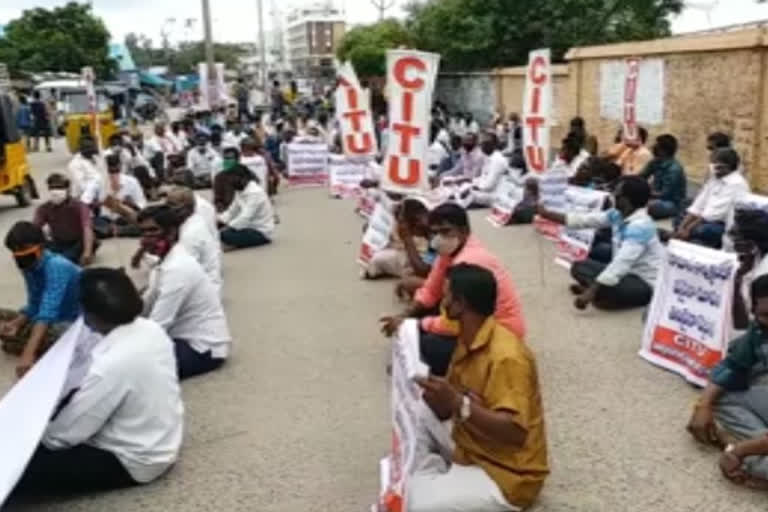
[61,88,117,154]
[0,93,36,206]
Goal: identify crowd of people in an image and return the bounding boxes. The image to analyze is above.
[2,79,768,510]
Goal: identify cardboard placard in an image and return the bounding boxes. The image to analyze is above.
[359,203,395,266]
[329,155,370,198]
[286,142,329,187]
[487,179,524,228]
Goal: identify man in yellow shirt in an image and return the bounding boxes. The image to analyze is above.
[408,263,549,511]
[603,127,653,175]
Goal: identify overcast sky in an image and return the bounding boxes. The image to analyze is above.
[0,0,766,45]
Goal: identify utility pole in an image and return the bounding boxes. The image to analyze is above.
[369,0,395,21]
[257,0,268,94]
[201,0,217,106]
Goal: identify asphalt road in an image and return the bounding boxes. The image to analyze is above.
[1,140,766,511]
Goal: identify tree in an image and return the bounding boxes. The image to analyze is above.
[0,1,114,78]
[405,0,685,70]
[336,19,412,77]
[125,33,246,75]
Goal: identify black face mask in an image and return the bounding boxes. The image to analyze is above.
[14,253,39,270]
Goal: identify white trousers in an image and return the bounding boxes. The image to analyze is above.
[471,190,496,207]
[406,401,519,512]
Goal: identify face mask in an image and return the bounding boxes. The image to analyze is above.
[49,189,68,204]
[222,158,237,171]
[430,234,461,256]
[152,238,172,257]
[13,246,41,270]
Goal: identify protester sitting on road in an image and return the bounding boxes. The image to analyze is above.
[380,203,526,377]
[167,186,222,295]
[408,263,548,512]
[224,121,247,150]
[641,134,687,220]
[558,132,591,178]
[687,274,768,489]
[0,222,81,376]
[146,123,176,181]
[603,127,653,176]
[537,176,663,311]
[218,166,275,251]
[507,177,539,225]
[569,116,598,156]
[93,154,146,239]
[138,205,231,379]
[730,209,768,333]
[186,133,221,189]
[443,133,486,182]
[169,121,188,152]
[365,198,435,280]
[104,134,133,174]
[673,148,749,249]
[67,137,103,208]
[470,132,510,207]
[240,137,268,186]
[10,268,183,498]
[213,146,246,212]
[34,173,95,265]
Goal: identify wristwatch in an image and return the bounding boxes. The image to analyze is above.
[459,393,472,422]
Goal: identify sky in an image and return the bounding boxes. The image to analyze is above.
[0,0,766,46]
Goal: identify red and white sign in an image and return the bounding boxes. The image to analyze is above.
[286,142,329,187]
[487,179,524,228]
[554,187,609,268]
[81,66,101,151]
[329,155,369,198]
[381,50,440,195]
[337,62,378,158]
[359,203,395,266]
[522,49,552,174]
[378,319,429,512]
[622,58,640,145]
[639,241,737,387]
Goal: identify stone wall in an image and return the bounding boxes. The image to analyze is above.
[438,27,768,192]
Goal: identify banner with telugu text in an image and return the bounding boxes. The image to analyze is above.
[639,240,737,387]
[329,154,370,198]
[286,142,329,187]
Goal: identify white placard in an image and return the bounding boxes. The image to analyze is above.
[336,61,378,158]
[329,155,370,198]
[359,203,395,266]
[554,187,609,268]
[381,50,440,195]
[533,161,569,241]
[523,49,552,174]
[379,319,428,512]
[0,319,84,506]
[600,58,664,125]
[487,179,524,228]
[639,241,737,387]
[286,142,329,187]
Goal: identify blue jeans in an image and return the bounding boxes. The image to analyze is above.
[173,339,224,380]
[220,228,271,249]
[647,200,680,221]
[689,221,726,249]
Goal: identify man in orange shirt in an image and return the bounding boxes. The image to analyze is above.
[604,127,653,175]
[381,203,526,376]
[408,264,548,511]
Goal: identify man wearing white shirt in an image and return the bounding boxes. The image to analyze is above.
[731,209,768,333]
[138,205,231,379]
[11,269,182,497]
[67,138,103,207]
[465,113,480,135]
[186,134,221,188]
[427,128,450,176]
[674,148,749,249]
[167,187,222,295]
[104,134,133,175]
[240,137,269,186]
[195,193,218,238]
[223,122,247,150]
[218,167,275,250]
[95,154,146,239]
[146,123,176,181]
[169,121,188,153]
[471,132,509,207]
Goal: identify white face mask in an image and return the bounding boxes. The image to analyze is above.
[430,234,461,256]
[49,189,68,204]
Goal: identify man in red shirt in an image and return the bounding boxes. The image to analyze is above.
[34,173,96,266]
[381,203,526,376]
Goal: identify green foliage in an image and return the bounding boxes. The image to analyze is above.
[125,33,247,75]
[336,19,412,77]
[0,1,114,78]
[404,0,685,70]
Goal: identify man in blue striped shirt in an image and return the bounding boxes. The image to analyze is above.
[0,222,81,377]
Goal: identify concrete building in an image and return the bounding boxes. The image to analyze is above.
[285,3,346,78]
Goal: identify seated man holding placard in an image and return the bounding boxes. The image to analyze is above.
[408,263,548,512]
[10,268,183,498]
[470,132,510,207]
[537,176,664,311]
[380,203,526,377]
[218,166,275,250]
[0,222,81,377]
[730,208,768,332]
[687,274,768,489]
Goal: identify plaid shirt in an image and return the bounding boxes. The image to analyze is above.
[21,251,81,325]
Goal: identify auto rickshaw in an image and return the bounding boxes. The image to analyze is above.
[0,93,36,206]
[62,89,117,154]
